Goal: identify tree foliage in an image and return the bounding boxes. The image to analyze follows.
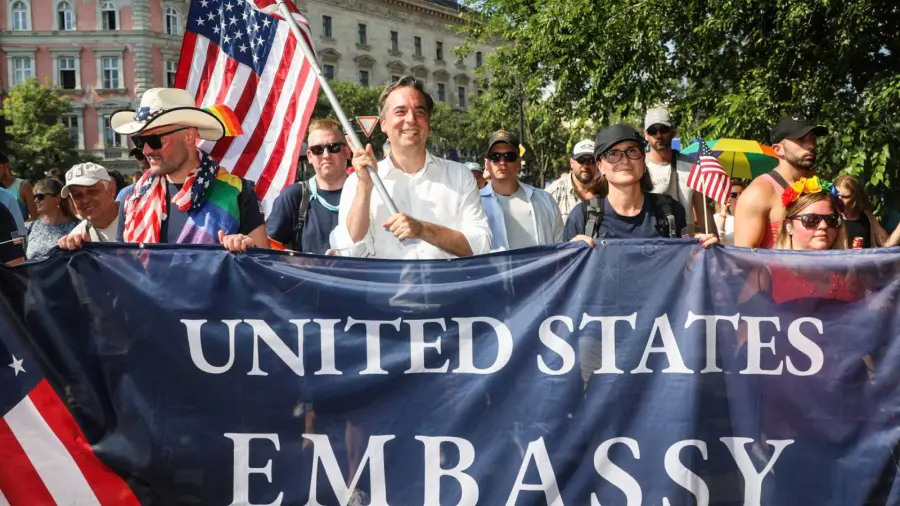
[0,78,86,181]
[459,0,900,208]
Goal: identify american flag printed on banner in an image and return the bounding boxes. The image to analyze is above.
[686,138,733,205]
[0,316,139,505]
[175,0,320,205]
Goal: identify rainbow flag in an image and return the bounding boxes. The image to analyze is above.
[205,104,243,137]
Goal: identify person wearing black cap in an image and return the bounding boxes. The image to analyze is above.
[733,114,828,248]
[480,129,563,250]
[563,124,719,247]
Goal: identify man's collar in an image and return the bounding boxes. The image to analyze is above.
[378,151,436,177]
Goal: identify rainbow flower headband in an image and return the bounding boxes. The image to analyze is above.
[781,176,840,207]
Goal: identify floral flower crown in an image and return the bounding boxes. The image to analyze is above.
[781,176,841,207]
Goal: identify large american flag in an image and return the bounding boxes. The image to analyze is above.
[686,139,733,205]
[0,318,138,505]
[175,0,320,205]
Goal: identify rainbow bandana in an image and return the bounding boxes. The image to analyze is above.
[123,150,241,244]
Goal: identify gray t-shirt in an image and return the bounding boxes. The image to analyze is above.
[25,220,77,259]
[495,186,537,250]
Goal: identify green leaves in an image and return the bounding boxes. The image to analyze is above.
[1,78,83,180]
[461,0,900,213]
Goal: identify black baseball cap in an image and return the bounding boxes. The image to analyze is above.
[593,124,645,157]
[770,114,828,144]
[486,129,519,155]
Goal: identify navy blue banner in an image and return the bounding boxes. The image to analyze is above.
[2,242,900,505]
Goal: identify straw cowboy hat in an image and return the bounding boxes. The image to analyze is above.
[110,88,225,141]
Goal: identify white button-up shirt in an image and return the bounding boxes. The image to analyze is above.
[330,153,492,259]
[480,182,563,251]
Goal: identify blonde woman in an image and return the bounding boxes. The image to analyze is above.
[834,174,900,248]
[714,179,745,245]
[25,178,77,259]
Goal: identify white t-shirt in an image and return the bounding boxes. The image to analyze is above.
[645,155,696,233]
[494,186,537,250]
[69,215,119,243]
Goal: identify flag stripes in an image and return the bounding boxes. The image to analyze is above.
[686,139,733,205]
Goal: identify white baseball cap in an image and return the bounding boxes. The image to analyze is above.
[571,140,595,158]
[61,162,112,198]
[644,107,672,129]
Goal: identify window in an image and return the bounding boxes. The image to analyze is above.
[100,1,117,30]
[323,64,335,80]
[437,83,446,103]
[414,36,422,56]
[57,1,73,30]
[390,31,399,52]
[165,60,178,87]
[11,57,34,86]
[436,41,444,61]
[58,57,77,89]
[61,115,80,145]
[322,15,332,38]
[11,0,29,30]
[165,7,180,35]
[101,56,120,89]
[458,87,466,109]
[477,89,484,97]
[103,115,124,147]
[476,51,483,68]
[358,70,369,87]
[358,23,367,45]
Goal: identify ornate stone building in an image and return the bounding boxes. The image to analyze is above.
[0,0,489,170]
[297,0,491,110]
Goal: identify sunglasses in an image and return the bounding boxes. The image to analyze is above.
[789,213,842,229]
[488,151,519,163]
[575,156,596,165]
[309,142,346,156]
[601,146,644,163]
[838,193,852,199]
[730,192,741,198]
[132,127,190,150]
[647,125,672,136]
[35,193,57,201]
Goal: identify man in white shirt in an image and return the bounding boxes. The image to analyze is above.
[643,106,717,235]
[58,163,120,246]
[480,129,562,250]
[331,76,491,259]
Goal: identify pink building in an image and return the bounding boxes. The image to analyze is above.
[0,0,188,172]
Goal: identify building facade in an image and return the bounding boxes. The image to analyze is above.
[0,0,489,171]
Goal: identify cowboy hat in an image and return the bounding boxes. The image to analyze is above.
[111,88,225,141]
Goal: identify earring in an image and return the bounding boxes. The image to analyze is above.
[786,225,793,235]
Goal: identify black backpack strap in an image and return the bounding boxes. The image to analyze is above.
[583,197,604,238]
[766,169,789,190]
[649,193,678,238]
[293,180,310,251]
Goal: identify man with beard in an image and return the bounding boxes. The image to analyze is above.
[734,114,827,248]
[643,107,717,235]
[547,139,604,222]
[267,119,348,254]
[57,88,267,253]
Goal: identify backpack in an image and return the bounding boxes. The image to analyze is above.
[582,193,679,239]
[291,180,311,251]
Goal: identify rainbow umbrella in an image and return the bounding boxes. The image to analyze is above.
[681,139,778,179]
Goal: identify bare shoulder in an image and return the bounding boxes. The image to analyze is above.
[739,177,776,212]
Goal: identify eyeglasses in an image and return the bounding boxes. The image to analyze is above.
[646,125,672,136]
[575,156,596,165]
[789,213,842,229]
[488,151,520,163]
[131,127,191,150]
[309,142,346,156]
[35,193,57,201]
[601,146,644,163]
[838,193,852,199]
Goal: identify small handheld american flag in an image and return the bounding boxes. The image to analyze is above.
[686,139,733,205]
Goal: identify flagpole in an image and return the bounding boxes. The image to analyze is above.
[700,177,710,235]
[275,0,399,216]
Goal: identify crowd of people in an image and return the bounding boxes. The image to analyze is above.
[0,76,895,267]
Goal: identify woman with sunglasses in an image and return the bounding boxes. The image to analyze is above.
[775,177,848,251]
[25,178,77,259]
[714,180,745,245]
[833,174,900,248]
